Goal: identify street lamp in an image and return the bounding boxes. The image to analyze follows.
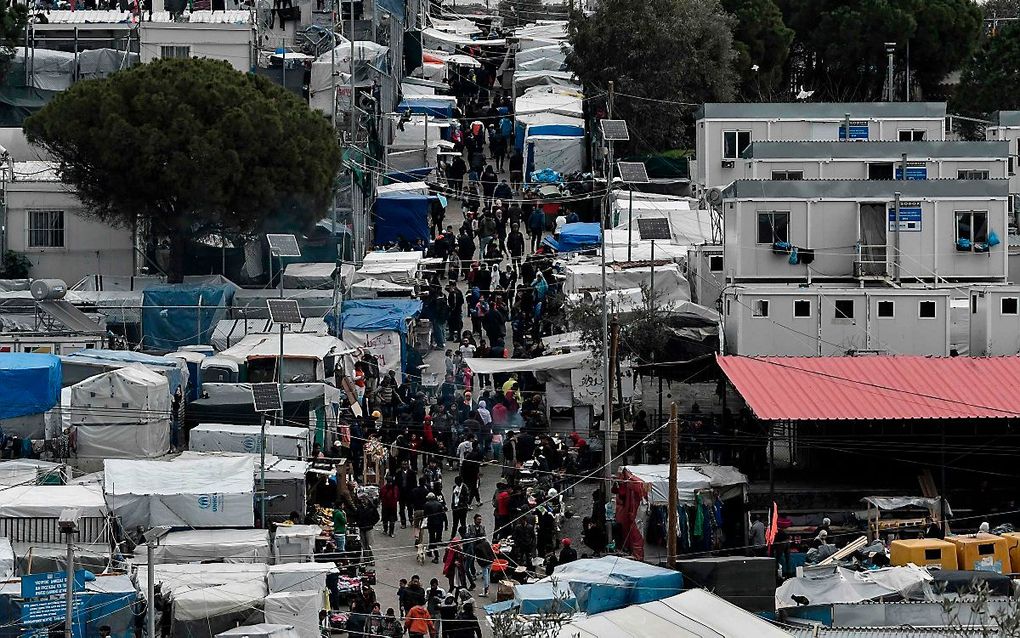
[57,508,80,638]
[143,526,171,638]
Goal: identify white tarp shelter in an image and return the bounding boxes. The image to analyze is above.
[0,460,66,486]
[264,590,321,638]
[515,44,568,67]
[211,318,330,352]
[104,456,254,529]
[525,134,585,177]
[389,114,452,151]
[464,350,589,375]
[217,624,301,638]
[281,263,336,290]
[69,364,171,459]
[0,538,13,579]
[775,565,933,610]
[189,424,310,459]
[512,70,579,99]
[273,525,321,564]
[0,484,107,518]
[138,563,268,627]
[268,561,336,593]
[562,263,691,301]
[611,193,714,246]
[377,181,431,196]
[623,464,748,505]
[151,529,270,564]
[556,589,792,638]
[515,85,584,119]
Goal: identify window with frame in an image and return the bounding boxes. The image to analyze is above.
[725,299,731,316]
[958,169,991,180]
[756,211,789,244]
[877,300,895,318]
[771,170,804,181]
[898,129,926,141]
[28,210,64,248]
[955,210,989,247]
[752,299,770,318]
[1002,297,1019,315]
[867,162,895,180]
[161,45,191,60]
[793,299,811,318]
[723,130,751,160]
[918,300,937,319]
[708,255,723,272]
[834,299,855,320]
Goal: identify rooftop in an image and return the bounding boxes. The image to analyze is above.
[743,140,1007,160]
[992,110,1020,127]
[33,10,251,25]
[697,102,947,120]
[723,178,1008,200]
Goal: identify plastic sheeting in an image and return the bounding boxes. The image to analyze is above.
[464,351,589,375]
[272,525,321,564]
[151,529,271,564]
[515,85,583,119]
[63,350,188,397]
[141,283,236,350]
[78,48,139,81]
[562,263,691,300]
[212,319,330,352]
[268,561,335,592]
[138,563,268,625]
[554,223,601,252]
[775,565,933,609]
[512,70,578,99]
[336,299,422,333]
[0,353,60,419]
[526,134,585,180]
[514,112,584,152]
[218,624,301,638]
[104,456,254,529]
[189,424,310,459]
[623,463,748,505]
[70,365,170,426]
[539,556,683,614]
[373,193,432,245]
[0,484,107,518]
[0,538,12,579]
[264,591,321,638]
[397,96,456,118]
[610,193,714,246]
[14,48,75,91]
[281,263,337,290]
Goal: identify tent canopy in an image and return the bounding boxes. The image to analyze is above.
[0,353,60,419]
[336,299,423,333]
[464,350,589,375]
[372,193,433,245]
[540,556,683,614]
[554,223,601,252]
[624,464,748,505]
[141,283,235,350]
[0,484,107,518]
[152,529,271,564]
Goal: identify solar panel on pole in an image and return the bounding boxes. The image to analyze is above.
[267,299,302,325]
[251,383,283,413]
[637,218,672,241]
[266,234,302,257]
[617,161,650,184]
[600,119,630,142]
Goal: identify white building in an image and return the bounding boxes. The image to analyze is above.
[985,111,1020,203]
[3,161,134,282]
[694,102,948,190]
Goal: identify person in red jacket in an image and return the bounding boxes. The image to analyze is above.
[380,476,399,537]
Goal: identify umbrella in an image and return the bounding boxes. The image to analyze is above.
[447,54,481,67]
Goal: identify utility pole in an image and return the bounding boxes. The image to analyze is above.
[885,42,896,102]
[605,315,620,543]
[667,402,678,568]
[601,81,615,543]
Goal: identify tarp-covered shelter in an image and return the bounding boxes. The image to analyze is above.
[141,283,236,351]
[0,484,108,543]
[0,353,60,419]
[216,333,354,384]
[397,95,457,118]
[610,192,714,245]
[546,223,600,252]
[373,193,434,246]
[0,574,137,638]
[268,561,336,592]
[624,463,748,505]
[151,529,271,564]
[332,299,423,380]
[104,456,254,529]
[189,423,310,459]
[562,262,691,302]
[69,364,171,460]
[280,263,339,290]
[539,556,683,614]
[63,349,189,396]
[775,564,933,610]
[263,590,320,638]
[211,318,329,352]
[217,624,300,638]
[525,131,585,180]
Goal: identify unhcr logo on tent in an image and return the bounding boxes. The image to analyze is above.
[197,494,222,512]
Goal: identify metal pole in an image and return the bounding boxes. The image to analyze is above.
[261,412,269,528]
[64,532,74,638]
[768,425,775,516]
[900,152,908,181]
[331,7,337,128]
[146,541,155,638]
[667,402,678,568]
[844,113,850,142]
[886,44,895,102]
[349,8,357,261]
[627,188,633,262]
[650,240,655,301]
[905,40,910,102]
[894,191,901,283]
[601,83,614,544]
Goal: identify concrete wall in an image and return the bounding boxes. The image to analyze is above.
[696,116,946,189]
[5,181,134,282]
[723,196,1009,282]
[722,288,951,356]
[743,157,1007,181]
[139,23,252,72]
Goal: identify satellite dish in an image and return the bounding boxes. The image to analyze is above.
[706,188,723,207]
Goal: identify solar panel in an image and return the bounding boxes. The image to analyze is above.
[267,299,302,325]
[36,300,103,334]
[266,234,302,257]
[251,383,283,413]
[617,161,649,184]
[637,218,672,241]
[600,119,630,142]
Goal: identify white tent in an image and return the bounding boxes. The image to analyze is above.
[512,70,579,99]
[0,484,107,518]
[515,85,584,119]
[775,565,933,610]
[264,591,322,638]
[556,589,791,638]
[389,114,452,151]
[151,529,271,564]
[218,624,301,638]
[189,424,310,459]
[376,181,431,196]
[611,193,715,246]
[0,460,66,487]
[138,563,268,627]
[515,44,568,67]
[69,365,171,459]
[211,318,330,352]
[281,263,337,290]
[562,262,691,299]
[464,350,590,375]
[268,561,336,593]
[623,464,748,505]
[525,133,585,177]
[104,456,254,529]
[272,525,321,564]
[15,48,76,91]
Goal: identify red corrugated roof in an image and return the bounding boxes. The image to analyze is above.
[716,355,1020,421]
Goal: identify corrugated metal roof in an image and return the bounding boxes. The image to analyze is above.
[723,179,1008,200]
[697,102,947,120]
[785,627,991,638]
[716,355,1020,421]
[35,10,251,24]
[992,111,1020,127]
[743,140,1007,160]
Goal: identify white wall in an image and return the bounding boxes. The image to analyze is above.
[139,23,252,72]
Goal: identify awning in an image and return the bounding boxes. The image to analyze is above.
[464,350,589,375]
[717,355,1020,421]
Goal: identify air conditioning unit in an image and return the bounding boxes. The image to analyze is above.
[721,160,735,169]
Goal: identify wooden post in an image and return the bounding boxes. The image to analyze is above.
[667,402,678,568]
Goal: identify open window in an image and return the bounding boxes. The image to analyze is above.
[1002,297,1019,315]
[752,299,770,318]
[757,211,789,244]
[867,163,895,180]
[723,130,752,160]
[709,255,724,272]
[955,210,989,250]
[793,299,811,318]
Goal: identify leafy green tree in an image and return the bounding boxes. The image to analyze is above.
[982,0,1020,19]
[955,21,1020,117]
[566,0,736,151]
[777,0,981,100]
[722,0,794,100]
[0,0,26,82]
[24,58,340,282]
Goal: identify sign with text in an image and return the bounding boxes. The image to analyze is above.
[888,203,923,232]
[21,571,87,600]
[21,598,83,626]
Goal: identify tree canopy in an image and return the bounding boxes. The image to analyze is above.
[955,21,1020,116]
[0,0,26,82]
[722,0,794,100]
[24,58,340,282]
[566,0,736,151]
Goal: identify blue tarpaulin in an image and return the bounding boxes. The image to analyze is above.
[528,123,584,138]
[544,557,683,614]
[0,353,60,419]
[397,99,453,118]
[376,0,405,22]
[63,350,187,396]
[384,167,434,183]
[331,299,423,334]
[514,581,579,614]
[556,222,602,252]
[373,193,433,245]
[141,284,235,351]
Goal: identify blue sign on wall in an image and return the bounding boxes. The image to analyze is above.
[888,204,923,232]
[21,571,87,599]
[839,121,870,140]
[895,164,929,180]
[21,598,84,626]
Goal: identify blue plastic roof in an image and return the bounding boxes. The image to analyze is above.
[0,353,60,419]
[514,581,578,615]
[373,193,432,245]
[543,556,683,614]
[335,299,423,333]
[556,222,602,252]
[528,123,584,137]
[397,99,454,118]
[384,167,434,183]
[64,350,186,395]
[141,284,235,351]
